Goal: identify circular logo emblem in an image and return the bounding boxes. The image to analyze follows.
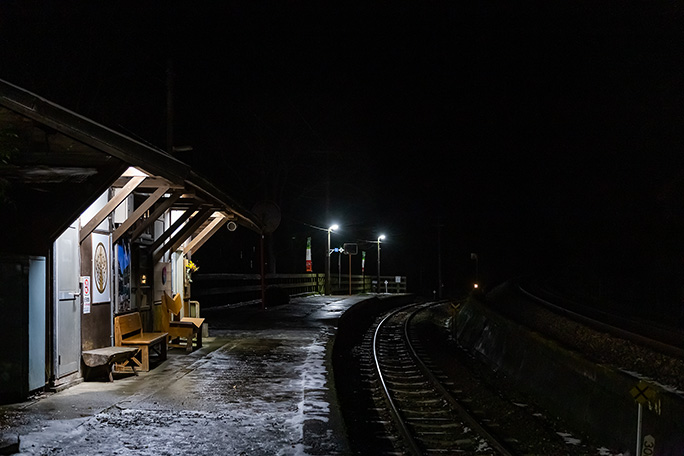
[94,242,108,294]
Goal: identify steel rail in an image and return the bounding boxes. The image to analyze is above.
[404,303,516,456]
[373,301,515,456]
[372,303,424,456]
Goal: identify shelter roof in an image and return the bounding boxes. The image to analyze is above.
[0,78,262,255]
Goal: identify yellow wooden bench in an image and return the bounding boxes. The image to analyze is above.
[114,312,168,372]
[161,292,204,352]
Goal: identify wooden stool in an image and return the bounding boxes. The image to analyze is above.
[82,346,139,381]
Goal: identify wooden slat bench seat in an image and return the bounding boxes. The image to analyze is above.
[82,346,139,381]
[114,312,168,373]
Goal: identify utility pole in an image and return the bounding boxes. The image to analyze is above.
[166,58,174,155]
[436,220,443,299]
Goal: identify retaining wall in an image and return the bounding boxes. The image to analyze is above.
[455,297,684,455]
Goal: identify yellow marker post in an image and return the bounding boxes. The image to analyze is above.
[629,380,658,456]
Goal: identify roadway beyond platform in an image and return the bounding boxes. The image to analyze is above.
[0,294,381,456]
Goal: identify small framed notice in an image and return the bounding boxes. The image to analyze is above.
[82,276,91,314]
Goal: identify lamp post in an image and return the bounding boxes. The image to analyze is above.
[377,234,385,293]
[326,224,338,295]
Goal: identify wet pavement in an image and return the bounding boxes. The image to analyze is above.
[0,294,373,455]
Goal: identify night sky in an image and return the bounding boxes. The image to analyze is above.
[3,2,684,307]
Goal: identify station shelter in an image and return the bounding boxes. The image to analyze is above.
[0,79,263,402]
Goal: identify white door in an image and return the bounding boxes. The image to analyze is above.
[54,224,81,378]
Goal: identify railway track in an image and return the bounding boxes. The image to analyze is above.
[365,302,515,455]
[337,296,629,455]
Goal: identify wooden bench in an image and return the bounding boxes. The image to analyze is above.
[114,312,168,372]
[82,346,139,381]
[161,292,205,352]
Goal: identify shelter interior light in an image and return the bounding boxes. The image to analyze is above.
[121,166,149,177]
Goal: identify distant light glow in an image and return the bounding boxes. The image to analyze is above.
[473,283,479,289]
[329,224,339,231]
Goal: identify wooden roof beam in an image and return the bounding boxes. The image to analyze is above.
[129,191,183,242]
[153,207,212,263]
[149,203,198,253]
[183,212,231,256]
[79,175,145,243]
[112,176,185,190]
[112,185,169,243]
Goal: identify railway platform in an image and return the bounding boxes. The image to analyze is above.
[0,294,377,456]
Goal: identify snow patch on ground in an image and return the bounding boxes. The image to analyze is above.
[557,431,582,446]
[285,327,339,455]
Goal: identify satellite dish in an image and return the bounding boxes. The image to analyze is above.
[252,201,281,234]
[226,221,238,232]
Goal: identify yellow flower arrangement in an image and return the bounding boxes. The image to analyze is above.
[185,260,199,283]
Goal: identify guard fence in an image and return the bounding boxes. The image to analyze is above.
[192,273,407,306]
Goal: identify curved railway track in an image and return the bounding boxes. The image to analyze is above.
[338,295,629,455]
[369,302,515,456]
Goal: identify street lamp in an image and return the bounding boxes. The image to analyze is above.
[377,234,385,293]
[326,224,339,295]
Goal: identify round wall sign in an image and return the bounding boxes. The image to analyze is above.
[94,242,108,294]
